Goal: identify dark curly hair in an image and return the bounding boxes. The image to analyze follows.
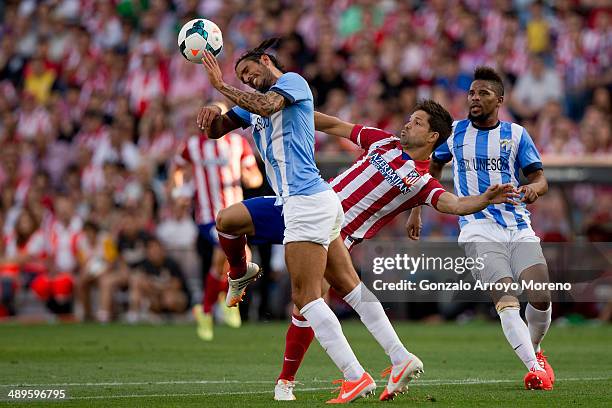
[473,66,505,96]
[414,99,454,149]
[234,38,285,72]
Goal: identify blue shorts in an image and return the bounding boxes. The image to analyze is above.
[242,196,285,245]
[198,222,219,246]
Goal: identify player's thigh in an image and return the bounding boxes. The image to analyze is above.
[215,202,255,236]
[510,232,547,281]
[242,196,285,245]
[283,190,343,249]
[464,240,513,285]
[285,241,327,309]
[323,237,360,297]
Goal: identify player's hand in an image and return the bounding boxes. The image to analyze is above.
[201,50,224,89]
[405,209,422,240]
[518,184,539,204]
[196,105,222,131]
[485,183,520,205]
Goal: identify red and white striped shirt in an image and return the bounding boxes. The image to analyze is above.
[332,125,446,250]
[176,133,257,225]
[2,230,48,275]
[47,218,82,273]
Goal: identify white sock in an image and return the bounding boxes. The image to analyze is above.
[343,283,410,365]
[525,303,552,353]
[300,298,365,381]
[498,307,542,371]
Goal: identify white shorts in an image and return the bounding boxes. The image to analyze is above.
[458,220,547,284]
[283,189,344,250]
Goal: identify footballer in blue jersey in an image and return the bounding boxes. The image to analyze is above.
[197,38,379,402]
[410,66,555,391]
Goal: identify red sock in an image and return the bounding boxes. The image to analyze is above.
[203,273,222,314]
[278,314,315,382]
[219,275,229,292]
[217,233,247,279]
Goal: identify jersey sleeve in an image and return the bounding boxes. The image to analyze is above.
[240,136,257,169]
[227,106,252,129]
[432,141,453,163]
[421,178,447,209]
[269,72,311,104]
[349,125,395,150]
[517,128,543,176]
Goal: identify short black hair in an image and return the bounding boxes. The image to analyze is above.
[234,38,285,72]
[473,66,504,96]
[414,99,453,150]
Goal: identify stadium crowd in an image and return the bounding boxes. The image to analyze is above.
[0,0,610,321]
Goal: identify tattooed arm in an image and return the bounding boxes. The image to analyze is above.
[201,50,286,116]
[216,84,286,117]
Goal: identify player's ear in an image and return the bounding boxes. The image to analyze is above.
[429,131,440,145]
[498,95,504,105]
[260,54,270,67]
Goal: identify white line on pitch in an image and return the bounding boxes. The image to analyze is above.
[1,376,611,388]
[0,376,610,388]
[0,377,610,401]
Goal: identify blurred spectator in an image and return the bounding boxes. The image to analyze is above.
[526,1,551,55]
[96,208,150,322]
[510,54,563,120]
[127,237,190,322]
[76,220,118,321]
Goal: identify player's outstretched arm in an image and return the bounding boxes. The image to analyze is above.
[200,50,286,117]
[197,105,241,139]
[518,169,548,204]
[435,184,519,216]
[314,112,355,139]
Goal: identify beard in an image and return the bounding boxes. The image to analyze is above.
[468,110,492,123]
[254,69,274,93]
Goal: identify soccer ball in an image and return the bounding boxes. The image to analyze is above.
[177,18,223,63]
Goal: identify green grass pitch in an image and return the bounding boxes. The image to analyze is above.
[1,320,610,407]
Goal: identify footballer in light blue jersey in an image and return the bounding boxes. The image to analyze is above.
[227,72,329,201]
[198,39,375,397]
[432,119,542,230]
[416,66,555,391]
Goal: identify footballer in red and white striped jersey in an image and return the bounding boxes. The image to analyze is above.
[331,125,445,249]
[175,133,258,225]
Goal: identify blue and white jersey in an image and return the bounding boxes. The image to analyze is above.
[432,119,543,230]
[227,72,329,202]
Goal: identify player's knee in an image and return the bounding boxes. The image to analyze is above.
[291,288,318,310]
[215,207,236,234]
[529,300,551,311]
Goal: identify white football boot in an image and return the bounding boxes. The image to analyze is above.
[225,262,261,307]
[379,353,424,401]
[274,379,296,401]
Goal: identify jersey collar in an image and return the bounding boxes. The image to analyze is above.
[471,120,501,131]
[402,149,430,174]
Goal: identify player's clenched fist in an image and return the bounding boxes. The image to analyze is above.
[197,105,222,131]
